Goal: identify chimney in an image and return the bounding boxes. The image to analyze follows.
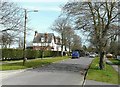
[45,33,48,42]
[35,31,38,37]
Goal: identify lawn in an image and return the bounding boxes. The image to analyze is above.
[0,56,69,70]
[108,58,120,65]
[86,57,120,84]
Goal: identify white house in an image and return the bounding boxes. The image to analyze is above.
[33,31,68,51]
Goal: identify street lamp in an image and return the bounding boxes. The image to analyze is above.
[23,9,38,65]
[41,37,44,59]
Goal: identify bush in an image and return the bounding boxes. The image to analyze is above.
[37,50,42,58]
[43,51,61,58]
[1,49,62,60]
[26,50,40,59]
[2,49,23,60]
[51,51,61,57]
[11,49,23,60]
[43,51,51,57]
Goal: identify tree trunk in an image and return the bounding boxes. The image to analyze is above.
[69,42,71,56]
[99,51,105,70]
[61,33,64,56]
[9,44,11,48]
[23,58,26,66]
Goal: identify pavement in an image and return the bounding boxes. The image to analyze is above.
[1,57,93,85]
[84,80,115,85]
[0,69,27,87]
[0,57,56,65]
[0,60,23,65]
[0,69,26,79]
[106,59,120,74]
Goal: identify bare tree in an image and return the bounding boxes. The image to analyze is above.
[1,32,12,48]
[64,26,75,53]
[82,45,87,52]
[71,34,82,51]
[51,17,70,56]
[0,1,24,32]
[106,25,120,57]
[17,37,24,48]
[0,1,24,48]
[63,1,119,69]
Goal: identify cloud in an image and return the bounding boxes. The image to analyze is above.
[10,0,68,3]
[23,6,61,12]
[10,0,107,3]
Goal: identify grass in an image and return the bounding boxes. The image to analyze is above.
[108,58,120,65]
[86,57,120,84]
[0,56,69,70]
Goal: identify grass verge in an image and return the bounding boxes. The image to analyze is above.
[0,56,69,70]
[86,57,120,84]
[108,58,120,65]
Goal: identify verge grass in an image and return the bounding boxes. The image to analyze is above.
[0,56,69,70]
[109,58,120,65]
[86,57,120,84]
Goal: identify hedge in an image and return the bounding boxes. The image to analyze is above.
[44,51,61,57]
[2,49,23,60]
[26,50,40,59]
[1,49,62,60]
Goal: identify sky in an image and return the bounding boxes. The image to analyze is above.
[9,0,89,46]
[10,0,68,43]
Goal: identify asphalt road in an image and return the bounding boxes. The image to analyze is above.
[2,57,93,85]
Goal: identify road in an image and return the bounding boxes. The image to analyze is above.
[2,57,93,85]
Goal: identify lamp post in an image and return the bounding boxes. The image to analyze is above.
[41,38,44,59]
[23,9,38,65]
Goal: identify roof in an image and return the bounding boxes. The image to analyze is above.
[54,36,61,45]
[33,33,54,43]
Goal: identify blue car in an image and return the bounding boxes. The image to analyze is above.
[72,51,80,59]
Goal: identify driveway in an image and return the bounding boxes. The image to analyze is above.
[2,57,93,85]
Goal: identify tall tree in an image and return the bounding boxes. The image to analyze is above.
[63,1,119,69]
[51,17,70,56]
[0,1,24,48]
[0,1,24,32]
[82,45,87,52]
[64,26,75,53]
[71,34,82,51]
[1,32,13,48]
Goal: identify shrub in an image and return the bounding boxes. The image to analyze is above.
[26,50,40,59]
[50,51,61,57]
[43,51,51,57]
[2,49,23,60]
[1,48,62,60]
[37,50,42,58]
[42,51,61,58]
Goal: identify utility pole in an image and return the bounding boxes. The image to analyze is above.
[23,9,27,66]
[22,9,38,65]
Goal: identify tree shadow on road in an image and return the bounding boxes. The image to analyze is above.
[26,63,89,74]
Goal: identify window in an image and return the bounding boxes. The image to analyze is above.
[41,37,44,42]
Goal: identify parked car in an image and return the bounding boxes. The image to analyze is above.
[89,53,96,58]
[106,53,113,58]
[117,56,120,60]
[72,51,80,59]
